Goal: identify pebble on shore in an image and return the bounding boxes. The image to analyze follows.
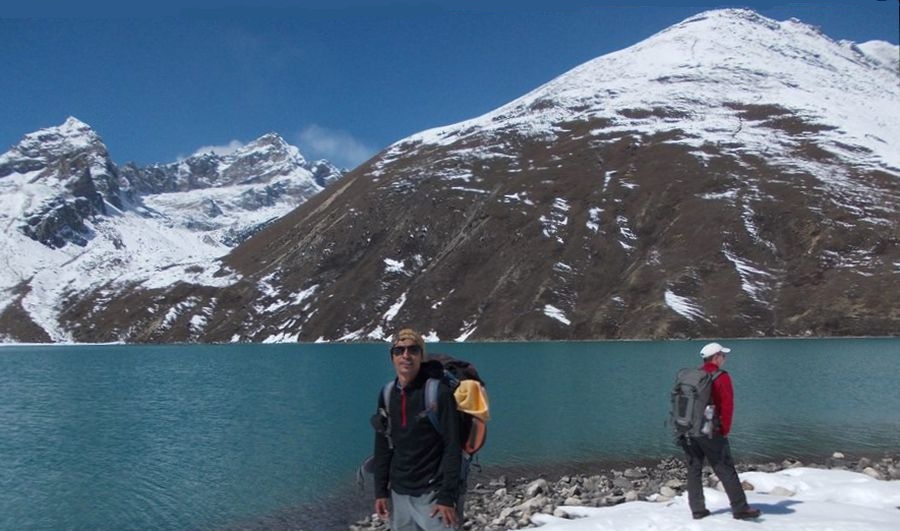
[351,453,900,531]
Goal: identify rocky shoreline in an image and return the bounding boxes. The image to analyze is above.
[350,452,900,530]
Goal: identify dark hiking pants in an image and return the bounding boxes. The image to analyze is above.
[680,435,751,514]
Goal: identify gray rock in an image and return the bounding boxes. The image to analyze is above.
[623,467,646,479]
[612,477,633,489]
[605,494,627,505]
[660,486,678,497]
[526,478,550,497]
[517,494,548,512]
[665,479,683,489]
[889,466,900,480]
[863,467,883,480]
[770,486,795,497]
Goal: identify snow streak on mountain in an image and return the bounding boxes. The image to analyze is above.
[2,9,897,343]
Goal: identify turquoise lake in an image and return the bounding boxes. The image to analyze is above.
[1,338,898,530]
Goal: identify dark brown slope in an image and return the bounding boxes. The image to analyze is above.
[53,108,896,343]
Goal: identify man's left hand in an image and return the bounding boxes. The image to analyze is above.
[430,503,459,528]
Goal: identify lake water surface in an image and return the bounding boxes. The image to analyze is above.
[1,338,897,530]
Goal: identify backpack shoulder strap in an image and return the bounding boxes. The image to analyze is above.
[710,369,724,382]
[381,380,394,413]
[424,377,443,434]
[375,380,397,451]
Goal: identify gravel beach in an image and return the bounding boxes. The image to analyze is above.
[350,452,900,530]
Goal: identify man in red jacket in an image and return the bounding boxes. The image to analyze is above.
[680,342,761,520]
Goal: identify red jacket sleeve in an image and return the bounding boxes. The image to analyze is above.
[711,371,735,437]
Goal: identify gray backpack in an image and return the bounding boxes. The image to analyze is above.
[670,368,722,439]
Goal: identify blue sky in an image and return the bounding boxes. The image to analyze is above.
[2,1,898,169]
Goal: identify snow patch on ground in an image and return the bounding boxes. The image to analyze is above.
[503,192,535,206]
[723,247,775,303]
[543,304,572,325]
[586,207,603,233]
[616,215,638,251]
[540,199,571,244]
[366,325,387,341]
[383,292,407,323]
[384,258,409,275]
[455,321,477,342]
[664,289,707,322]
[531,467,900,531]
[292,285,319,307]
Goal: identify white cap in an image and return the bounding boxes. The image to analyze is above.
[700,342,731,358]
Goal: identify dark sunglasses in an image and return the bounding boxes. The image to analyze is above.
[390,345,423,356]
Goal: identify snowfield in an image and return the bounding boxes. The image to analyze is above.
[530,467,900,531]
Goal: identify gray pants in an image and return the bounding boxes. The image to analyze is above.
[680,436,750,514]
[390,490,463,531]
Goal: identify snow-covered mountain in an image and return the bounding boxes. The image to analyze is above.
[121,132,341,245]
[411,9,898,171]
[2,9,898,343]
[0,117,342,341]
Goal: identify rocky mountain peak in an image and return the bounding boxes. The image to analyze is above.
[29,116,102,152]
[0,116,111,179]
[249,132,291,150]
[0,118,125,249]
[308,159,344,187]
[223,132,307,177]
[856,40,900,72]
[59,115,96,137]
[1,114,342,258]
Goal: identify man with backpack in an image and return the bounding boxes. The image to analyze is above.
[372,328,463,530]
[675,342,761,521]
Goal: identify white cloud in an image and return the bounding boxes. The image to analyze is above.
[297,124,376,170]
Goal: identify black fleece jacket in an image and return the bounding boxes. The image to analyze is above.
[373,363,461,506]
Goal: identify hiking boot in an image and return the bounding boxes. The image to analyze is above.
[733,507,761,520]
[692,509,711,520]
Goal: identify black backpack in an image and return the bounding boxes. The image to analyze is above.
[422,355,488,455]
[670,367,722,439]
